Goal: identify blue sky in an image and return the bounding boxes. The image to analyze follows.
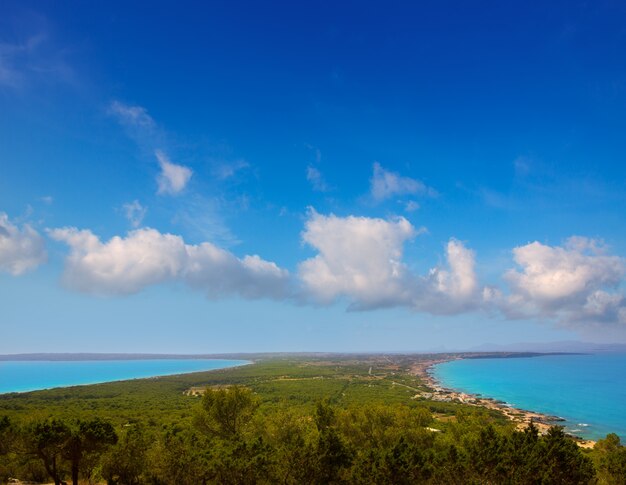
[1,1,626,353]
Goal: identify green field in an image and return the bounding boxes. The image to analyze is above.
[0,355,476,426]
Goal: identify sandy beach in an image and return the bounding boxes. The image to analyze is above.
[410,356,596,448]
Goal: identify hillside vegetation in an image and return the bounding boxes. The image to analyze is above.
[0,355,624,484]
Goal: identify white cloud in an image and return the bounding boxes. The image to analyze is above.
[504,237,626,325]
[298,210,418,309]
[431,239,478,301]
[579,291,626,325]
[155,150,192,195]
[306,165,330,192]
[298,221,625,325]
[108,101,163,152]
[39,185,626,331]
[304,145,329,192]
[506,238,624,306]
[185,247,289,300]
[0,213,47,275]
[297,210,485,312]
[48,226,289,299]
[370,162,437,201]
[109,101,156,129]
[397,238,484,315]
[48,227,184,295]
[122,200,147,228]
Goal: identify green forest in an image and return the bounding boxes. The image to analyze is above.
[0,356,625,484]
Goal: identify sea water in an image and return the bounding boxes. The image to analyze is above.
[432,353,626,441]
[0,359,249,394]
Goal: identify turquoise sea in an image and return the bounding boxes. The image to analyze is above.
[432,353,626,441]
[0,359,249,394]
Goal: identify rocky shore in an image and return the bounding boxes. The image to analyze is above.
[410,356,596,449]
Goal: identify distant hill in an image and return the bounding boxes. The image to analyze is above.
[469,341,626,353]
[1,343,624,361]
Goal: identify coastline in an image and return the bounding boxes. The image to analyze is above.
[411,356,597,449]
[0,358,252,395]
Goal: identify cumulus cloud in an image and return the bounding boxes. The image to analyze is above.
[122,200,147,228]
[0,213,47,275]
[48,226,289,299]
[298,210,417,308]
[578,291,626,325]
[506,238,624,307]
[383,238,484,315]
[297,209,482,314]
[185,247,288,300]
[504,237,626,325]
[48,227,183,295]
[429,240,478,301]
[155,150,192,195]
[40,194,626,331]
[298,220,625,324]
[370,162,437,201]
